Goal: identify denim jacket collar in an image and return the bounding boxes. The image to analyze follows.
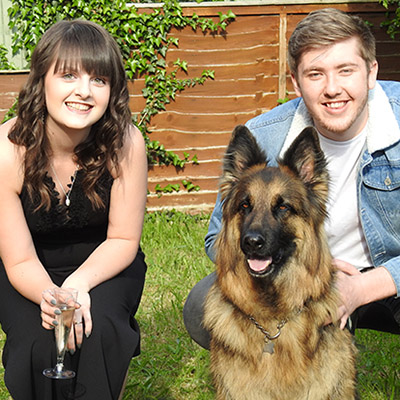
[367,83,400,154]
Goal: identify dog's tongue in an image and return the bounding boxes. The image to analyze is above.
[248,258,272,273]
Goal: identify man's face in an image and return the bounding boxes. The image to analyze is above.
[291,37,378,141]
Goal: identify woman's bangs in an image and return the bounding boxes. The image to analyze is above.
[53,38,113,80]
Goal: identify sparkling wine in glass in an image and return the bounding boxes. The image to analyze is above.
[43,288,78,379]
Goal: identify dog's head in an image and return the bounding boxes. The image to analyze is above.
[217,125,330,291]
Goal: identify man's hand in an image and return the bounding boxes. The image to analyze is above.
[333,259,397,330]
[333,259,363,329]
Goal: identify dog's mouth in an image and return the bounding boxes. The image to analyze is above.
[247,257,272,275]
[247,258,272,273]
[247,251,283,277]
[247,257,274,276]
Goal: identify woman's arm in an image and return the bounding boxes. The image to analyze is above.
[0,119,55,305]
[62,125,147,291]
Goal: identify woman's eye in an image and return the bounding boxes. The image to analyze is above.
[62,73,75,80]
[93,77,107,85]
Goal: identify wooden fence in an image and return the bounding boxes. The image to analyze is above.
[1,1,399,212]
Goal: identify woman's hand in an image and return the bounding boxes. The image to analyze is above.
[41,287,91,352]
[40,287,61,330]
[68,290,92,352]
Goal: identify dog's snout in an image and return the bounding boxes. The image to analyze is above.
[242,232,265,252]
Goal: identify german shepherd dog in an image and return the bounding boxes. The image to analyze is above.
[203,125,357,400]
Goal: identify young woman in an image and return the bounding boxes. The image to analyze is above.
[0,20,147,399]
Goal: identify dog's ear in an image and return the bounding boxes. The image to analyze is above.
[281,126,327,184]
[222,125,267,180]
[220,124,267,205]
[281,127,329,213]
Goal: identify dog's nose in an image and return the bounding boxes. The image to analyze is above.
[243,232,265,252]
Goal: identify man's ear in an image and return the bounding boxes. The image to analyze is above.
[368,60,378,90]
[290,72,302,97]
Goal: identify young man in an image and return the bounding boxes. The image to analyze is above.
[183,8,400,349]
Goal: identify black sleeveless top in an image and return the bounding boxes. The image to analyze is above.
[19,170,114,279]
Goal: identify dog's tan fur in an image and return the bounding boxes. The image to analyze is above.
[203,126,357,400]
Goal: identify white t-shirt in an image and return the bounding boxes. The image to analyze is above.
[318,130,373,269]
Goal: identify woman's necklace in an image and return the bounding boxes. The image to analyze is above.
[50,164,79,207]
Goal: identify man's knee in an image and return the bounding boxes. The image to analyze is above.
[183,272,216,350]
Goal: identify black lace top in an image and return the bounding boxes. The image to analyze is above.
[19,170,114,272]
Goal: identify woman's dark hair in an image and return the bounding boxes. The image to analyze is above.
[8,19,132,210]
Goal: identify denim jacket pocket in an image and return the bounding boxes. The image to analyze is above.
[361,163,400,265]
[363,164,400,191]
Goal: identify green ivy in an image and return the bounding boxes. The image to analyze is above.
[0,44,15,70]
[277,91,289,105]
[5,0,235,193]
[379,0,400,39]
[155,182,180,195]
[182,179,200,191]
[154,180,200,196]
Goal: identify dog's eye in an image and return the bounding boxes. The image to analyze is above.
[239,200,251,212]
[275,203,292,217]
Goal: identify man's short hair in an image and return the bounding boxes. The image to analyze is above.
[288,8,376,75]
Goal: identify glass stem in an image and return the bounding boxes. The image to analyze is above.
[55,362,64,373]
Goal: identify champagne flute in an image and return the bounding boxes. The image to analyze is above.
[43,288,78,379]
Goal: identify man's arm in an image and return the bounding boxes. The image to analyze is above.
[205,193,223,263]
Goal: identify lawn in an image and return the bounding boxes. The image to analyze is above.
[0,211,399,399]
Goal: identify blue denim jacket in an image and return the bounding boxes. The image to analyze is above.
[205,80,400,296]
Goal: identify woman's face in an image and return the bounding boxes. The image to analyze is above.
[44,61,111,137]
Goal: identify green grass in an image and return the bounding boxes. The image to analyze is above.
[355,329,400,399]
[0,211,399,399]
